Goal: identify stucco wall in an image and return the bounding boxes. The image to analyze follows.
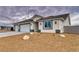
[53,20,64,33]
[64,17,70,26]
[38,21,54,33]
[30,22,37,31]
[15,25,19,32]
[38,19,66,33]
[30,22,34,30]
[38,20,63,33]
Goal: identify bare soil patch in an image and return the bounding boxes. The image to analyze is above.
[0,33,79,52]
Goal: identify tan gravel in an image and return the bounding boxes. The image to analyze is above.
[0,33,79,52]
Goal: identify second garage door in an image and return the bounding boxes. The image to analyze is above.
[20,24,30,32]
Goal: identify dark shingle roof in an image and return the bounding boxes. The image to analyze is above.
[31,15,42,19]
[14,15,42,24]
[39,13,70,20]
[14,13,70,25]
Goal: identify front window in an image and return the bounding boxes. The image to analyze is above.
[44,20,53,29]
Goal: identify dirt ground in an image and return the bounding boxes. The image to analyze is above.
[0,32,79,52]
[0,29,11,32]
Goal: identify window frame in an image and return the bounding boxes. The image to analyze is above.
[43,20,53,30]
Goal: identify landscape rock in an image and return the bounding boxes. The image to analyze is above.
[30,32,34,35]
[23,35,30,40]
[59,34,66,38]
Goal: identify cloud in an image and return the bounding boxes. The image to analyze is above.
[0,6,79,25]
[71,13,79,25]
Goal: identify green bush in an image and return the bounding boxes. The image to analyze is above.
[30,30,34,32]
[37,30,41,32]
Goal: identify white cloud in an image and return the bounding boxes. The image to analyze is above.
[71,13,79,25]
[0,6,78,25]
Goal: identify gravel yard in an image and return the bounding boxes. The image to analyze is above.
[0,33,79,52]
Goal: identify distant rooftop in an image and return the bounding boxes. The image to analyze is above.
[0,23,14,27]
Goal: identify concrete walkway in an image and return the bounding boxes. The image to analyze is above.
[0,32,25,37]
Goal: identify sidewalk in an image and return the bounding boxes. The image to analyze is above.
[0,32,25,37]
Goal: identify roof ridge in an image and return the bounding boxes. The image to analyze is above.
[54,13,69,16]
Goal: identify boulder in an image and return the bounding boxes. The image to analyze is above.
[59,34,66,38]
[23,35,30,40]
[30,32,34,35]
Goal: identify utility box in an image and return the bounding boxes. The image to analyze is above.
[56,29,60,33]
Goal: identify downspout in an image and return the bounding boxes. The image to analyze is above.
[68,14,71,25]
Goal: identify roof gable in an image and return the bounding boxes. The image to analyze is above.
[14,13,70,24]
[31,15,43,21]
[37,13,70,21]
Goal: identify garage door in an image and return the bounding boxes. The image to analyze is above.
[20,24,30,32]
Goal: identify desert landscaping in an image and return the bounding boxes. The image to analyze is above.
[0,32,79,52]
[0,29,11,32]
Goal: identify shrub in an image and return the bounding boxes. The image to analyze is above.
[37,30,41,32]
[30,30,34,32]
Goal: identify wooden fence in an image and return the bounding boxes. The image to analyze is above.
[64,26,79,34]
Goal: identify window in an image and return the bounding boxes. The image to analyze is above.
[44,20,52,29]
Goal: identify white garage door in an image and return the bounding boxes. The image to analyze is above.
[20,24,30,32]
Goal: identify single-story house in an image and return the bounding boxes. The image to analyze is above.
[0,23,14,31]
[14,14,71,33]
[0,26,14,31]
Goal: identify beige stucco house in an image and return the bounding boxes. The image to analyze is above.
[14,14,71,33]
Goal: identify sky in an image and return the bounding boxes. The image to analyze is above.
[0,6,79,25]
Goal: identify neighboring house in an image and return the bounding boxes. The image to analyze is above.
[14,14,71,33]
[0,26,14,31]
[0,23,14,31]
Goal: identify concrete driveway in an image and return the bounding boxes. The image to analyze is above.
[0,32,25,37]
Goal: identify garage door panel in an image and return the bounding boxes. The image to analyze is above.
[20,24,30,32]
